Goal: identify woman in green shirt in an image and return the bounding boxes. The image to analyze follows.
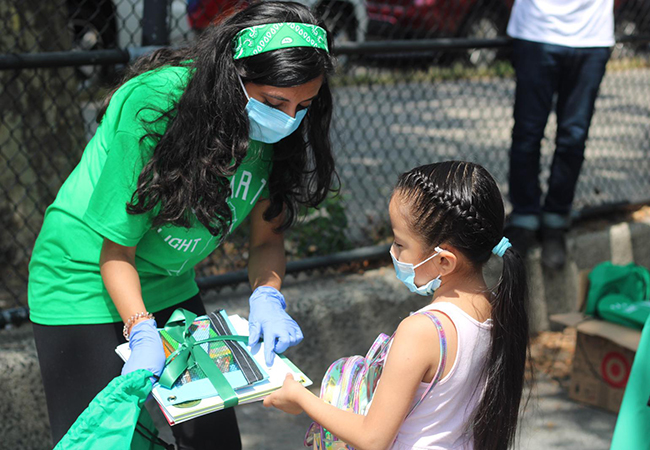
[28,2,336,448]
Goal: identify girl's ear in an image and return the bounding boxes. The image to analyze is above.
[435,248,457,277]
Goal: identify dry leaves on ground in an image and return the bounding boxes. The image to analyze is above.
[526,328,577,383]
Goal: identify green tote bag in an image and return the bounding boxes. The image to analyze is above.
[54,370,171,450]
[586,262,650,330]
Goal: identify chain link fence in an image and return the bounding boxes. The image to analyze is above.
[1,0,650,320]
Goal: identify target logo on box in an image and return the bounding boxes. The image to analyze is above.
[601,352,631,389]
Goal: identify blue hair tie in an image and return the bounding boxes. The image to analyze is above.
[492,237,511,257]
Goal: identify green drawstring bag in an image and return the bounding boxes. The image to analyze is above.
[54,370,171,450]
[585,262,650,330]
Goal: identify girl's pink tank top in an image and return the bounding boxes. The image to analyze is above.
[390,302,492,450]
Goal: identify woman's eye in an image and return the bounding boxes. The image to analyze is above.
[264,101,282,109]
[296,103,311,112]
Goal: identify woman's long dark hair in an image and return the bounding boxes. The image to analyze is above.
[394,161,529,450]
[97,2,337,236]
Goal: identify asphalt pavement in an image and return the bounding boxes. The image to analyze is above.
[331,65,650,243]
[243,375,618,449]
[80,65,650,247]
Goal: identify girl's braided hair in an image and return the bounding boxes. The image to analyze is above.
[394,161,529,450]
[396,162,503,265]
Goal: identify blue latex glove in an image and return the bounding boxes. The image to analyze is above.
[248,286,304,366]
[121,319,166,383]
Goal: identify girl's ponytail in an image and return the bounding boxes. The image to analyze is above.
[473,246,529,450]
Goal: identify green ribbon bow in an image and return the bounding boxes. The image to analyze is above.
[158,308,249,409]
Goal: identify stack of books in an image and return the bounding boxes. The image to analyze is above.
[116,311,312,425]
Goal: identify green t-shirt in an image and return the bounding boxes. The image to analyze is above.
[28,65,273,325]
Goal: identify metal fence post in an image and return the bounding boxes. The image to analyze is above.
[142,0,170,46]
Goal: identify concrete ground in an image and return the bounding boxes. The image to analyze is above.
[516,377,617,450]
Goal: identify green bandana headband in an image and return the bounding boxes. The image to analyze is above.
[233,22,328,59]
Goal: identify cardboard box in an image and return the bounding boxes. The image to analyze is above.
[550,271,643,414]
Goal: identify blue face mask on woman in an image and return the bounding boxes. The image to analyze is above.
[390,247,443,296]
[238,76,308,144]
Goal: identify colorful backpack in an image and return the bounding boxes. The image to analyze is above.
[304,311,447,450]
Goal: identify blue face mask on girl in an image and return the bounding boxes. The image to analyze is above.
[390,247,443,296]
[238,76,308,144]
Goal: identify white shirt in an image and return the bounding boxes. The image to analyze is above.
[389,302,492,450]
[507,0,615,48]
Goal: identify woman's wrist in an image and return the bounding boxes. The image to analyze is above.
[252,281,282,292]
[123,311,154,341]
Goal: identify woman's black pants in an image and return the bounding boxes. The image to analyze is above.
[32,293,242,450]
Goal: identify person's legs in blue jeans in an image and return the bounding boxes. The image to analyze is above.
[541,46,610,268]
[543,46,610,223]
[507,39,564,255]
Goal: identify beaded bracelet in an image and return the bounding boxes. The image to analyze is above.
[123,311,154,341]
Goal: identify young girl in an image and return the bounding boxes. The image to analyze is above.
[265,161,529,450]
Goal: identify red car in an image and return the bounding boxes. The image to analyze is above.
[366,0,512,40]
[367,0,513,65]
[366,0,648,40]
[360,0,647,65]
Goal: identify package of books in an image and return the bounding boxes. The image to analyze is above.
[116,309,311,425]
